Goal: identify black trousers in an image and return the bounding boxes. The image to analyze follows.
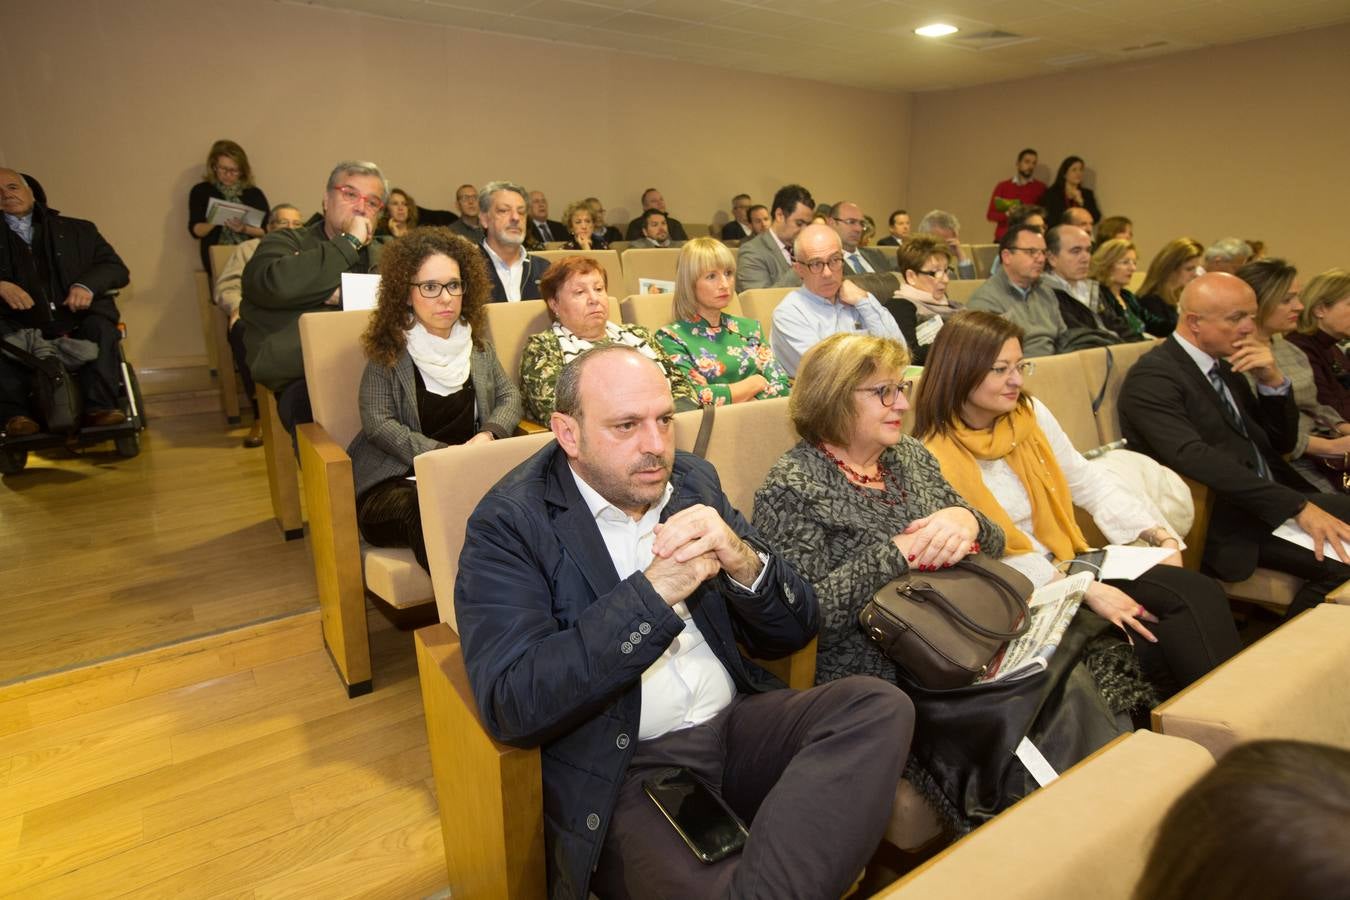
[355,477,427,571]
[1252,493,1350,618]
[227,320,259,417]
[0,314,121,419]
[590,676,913,900]
[1106,564,1243,699]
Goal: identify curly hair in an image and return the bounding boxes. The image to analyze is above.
[360,227,491,367]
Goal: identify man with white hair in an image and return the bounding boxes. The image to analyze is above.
[1203,237,1253,275]
[242,160,391,433]
[477,180,550,302]
[916,209,977,279]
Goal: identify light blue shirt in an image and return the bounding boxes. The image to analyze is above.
[770,285,905,376]
[4,212,34,246]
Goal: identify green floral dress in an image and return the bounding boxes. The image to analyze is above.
[519,320,701,423]
[656,313,792,407]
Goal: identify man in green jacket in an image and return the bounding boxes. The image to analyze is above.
[241,160,390,433]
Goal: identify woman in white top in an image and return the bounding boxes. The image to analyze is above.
[913,310,1241,697]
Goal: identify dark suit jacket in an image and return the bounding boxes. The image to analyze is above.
[530,219,567,244]
[721,220,752,240]
[455,445,819,899]
[624,215,689,242]
[479,245,550,302]
[1041,186,1101,228]
[877,235,901,247]
[1118,335,1310,580]
[416,207,460,227]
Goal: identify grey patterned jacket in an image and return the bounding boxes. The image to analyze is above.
[348,344,522,498]
[753,438,1005,685]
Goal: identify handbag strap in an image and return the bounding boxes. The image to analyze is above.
[901,560,1031,640]
[692,403,715,459]
[1091,347,1115,414]
[0,338,60,377]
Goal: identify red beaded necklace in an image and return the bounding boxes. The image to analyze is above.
[818,444,909,508]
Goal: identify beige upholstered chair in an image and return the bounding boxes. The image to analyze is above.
[257,387,304,541]
[207,243,242,423]
[944,278,987,305]
[619,247,683,297]
[969,243,999,279]
[735,287,794,342]
[295,309,435,696]
[530,248,623,299]
[875,731,1214,900]
[618,292,747,334]
[1152,603,1350,756]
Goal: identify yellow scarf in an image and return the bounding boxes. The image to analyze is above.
[923,403,1088,561]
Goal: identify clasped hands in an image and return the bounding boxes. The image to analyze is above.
[892,506,980,571]
[644,505,762,606]
[1,280,91,311]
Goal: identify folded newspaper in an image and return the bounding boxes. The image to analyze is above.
[977,571,1094,684]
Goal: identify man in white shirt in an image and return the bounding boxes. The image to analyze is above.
[829,200,896,274]
[455,345,913,900]
[477,180,549,302]
[771,224,906,376]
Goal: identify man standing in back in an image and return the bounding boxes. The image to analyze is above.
[986,148,1046,241]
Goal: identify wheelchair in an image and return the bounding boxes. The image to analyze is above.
[0,318,147,475]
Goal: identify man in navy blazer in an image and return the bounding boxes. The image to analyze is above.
[455,346,912,900]
[1120,272,1350,616]
[477,180,549,302]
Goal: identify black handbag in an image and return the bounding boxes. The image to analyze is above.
[859,553,1032,690]
[0,339,83,433]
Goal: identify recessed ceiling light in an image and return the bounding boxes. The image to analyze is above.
[915,23,959,37]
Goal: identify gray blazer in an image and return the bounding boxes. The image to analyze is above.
[735,230,802,291]
[846,247,895,275]
[348,342,522,498]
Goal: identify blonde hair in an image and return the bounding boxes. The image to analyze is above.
[1089,238,1137,284]
[1297,268,1350,334]
[790,333,910,446]
[1139,237,1204,307]
[672,237,737,322]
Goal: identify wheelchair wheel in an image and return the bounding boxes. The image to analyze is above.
[114,433,140,459]
[0,447,27,475]
[120,355,148,428]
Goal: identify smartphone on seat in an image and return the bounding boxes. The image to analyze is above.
[643,766,749,864]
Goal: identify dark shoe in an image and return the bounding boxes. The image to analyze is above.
[243,420,264,448]
[84,409,127,427]
[4,415,40,436]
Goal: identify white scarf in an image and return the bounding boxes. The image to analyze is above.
[405,321,472,396]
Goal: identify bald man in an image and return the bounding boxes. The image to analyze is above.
[1120,272,1350,618]
[0,167,130,433]
[769,224,904,376]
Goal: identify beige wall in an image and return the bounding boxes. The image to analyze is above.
[1,0,909,372]
[907,24,1350,276]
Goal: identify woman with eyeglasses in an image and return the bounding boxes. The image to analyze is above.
[188,139,270,272]
[348,228,521,571]
[912,311,1240,699]
[754,332,1138,829]
[884,234,959,365]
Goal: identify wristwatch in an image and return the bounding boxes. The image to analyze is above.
[339,232,363,251]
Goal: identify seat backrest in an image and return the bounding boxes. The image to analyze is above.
[946,278,987,304]
[483,298,622,391]
[1128,270,1147,292]
[697,397,798,523]
[620,248,683,297]
[531,249,623,300]
[299,309,372,448]
[877,731,1213,900]
[736,288,794,342]
[416,432,558,628]
[871,245,899,267]
[970,243,999,279]
[1079,339,1161,444]
[208,243,235,283]
[1021,350,1100,451]
[682,223,712,239]
[619,293,746,334]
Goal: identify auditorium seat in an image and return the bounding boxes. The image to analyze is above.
[875,731,1214,900]
[296,309,435,696]
[619,291,746,334]
[619,247,683,297]
[1152,602,1350,756]
[945,278,986,304]
[257,386,304,541]
[207,244,241,424]
[735,287,793,341]
[970,243,999,278]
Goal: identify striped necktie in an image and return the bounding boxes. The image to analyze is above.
[1208,362,1271,480]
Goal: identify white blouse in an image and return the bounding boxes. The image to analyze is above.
[977,398,1173,587]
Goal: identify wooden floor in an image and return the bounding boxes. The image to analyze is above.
[0,412,318,684]
[0,609,449,898]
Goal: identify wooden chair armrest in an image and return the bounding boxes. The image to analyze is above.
[416,623,546,900]
[1180,476,1212,571]
[748,637,818,691]
[516,419,550,435]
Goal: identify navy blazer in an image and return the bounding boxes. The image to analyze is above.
[480,244,550,302]
[455,444,819,899]
[1119,335,1310,580]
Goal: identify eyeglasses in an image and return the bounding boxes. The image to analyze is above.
[1006,247,1047,258]
[833,217,865,228]
[990,361,1036,379]
[214,163,241,175]
[856,381,913,406]
[411,280,465,299]
[332,184,386,212]
[916,268,950,280]
[800,255,845,274]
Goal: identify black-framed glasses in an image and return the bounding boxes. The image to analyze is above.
[411,279,465,299]
[856,381,913,406]
[990,361,1035,379]
[801,255,846,274]
[916,268,950,280]
[331,184,386,212]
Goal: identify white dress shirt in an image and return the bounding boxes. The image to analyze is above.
[569,467,741,741]
[482,240,529,302]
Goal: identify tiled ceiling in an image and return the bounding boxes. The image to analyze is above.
[285,0,1350,92]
